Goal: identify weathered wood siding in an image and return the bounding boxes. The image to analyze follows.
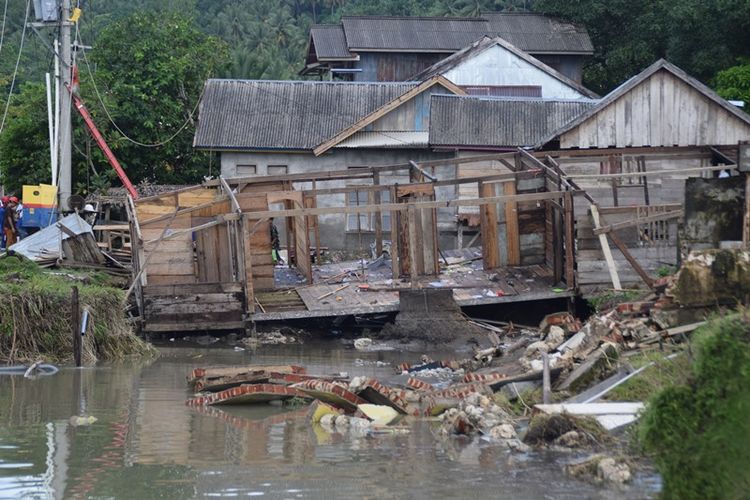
[560,69,750,148]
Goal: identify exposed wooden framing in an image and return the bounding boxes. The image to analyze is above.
[534,145,716,160]
[566,164,736,180]
[140,197,227,226]
[144,214,239,245]
[503,181,521,266]
[590,204,622,290]
[479,182,500,269]
[606,230,655,288]
[235,190,570,220]
[220,176,241,213]
[407,205,419,284]
[373,172,383,256]
[409,160,437,182]
[415,152,516,168]
[564,191,575,289]
[710,146,736,166]
[598,204,681,215]
[389,185,400,278]
[241,216,255,314]
[593,209,684,235]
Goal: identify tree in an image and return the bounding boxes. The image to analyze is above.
[81,12,229,184]
[0,83,53,195]
[714,61,750,112]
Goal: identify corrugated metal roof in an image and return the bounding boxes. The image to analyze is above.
[335,131,429,148]
[339,14,592,54]
[429,94,597,147]
[310,25,354,60]
[343,16,489,52]
[194,80,416,151]
[483,12,594,54]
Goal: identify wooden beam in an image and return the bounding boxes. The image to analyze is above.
[143,214,239,245]
[241,216,255,314]
[593,209,684,235]
[564,191,575,289]
[590,204,621,290]
[233,190,570,220]
[390,185,400,279]
[566,164,735,180]
[414,152,516,168]
[504,181,521,266]
[479,182,500,269]
[407,205,419,284]
[606,230,655,288]
[220,176,241,213]
[140,197,228,226]
[373,172,383,256]
[409,160,437,181]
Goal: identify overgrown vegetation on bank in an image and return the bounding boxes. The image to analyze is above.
[637,314,750,499]
[0,257,155,364]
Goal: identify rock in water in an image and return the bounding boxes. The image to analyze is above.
[353,338,373,351]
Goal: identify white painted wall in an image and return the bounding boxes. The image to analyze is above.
[443,45,587,100]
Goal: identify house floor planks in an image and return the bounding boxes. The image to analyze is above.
[251,252,570,321]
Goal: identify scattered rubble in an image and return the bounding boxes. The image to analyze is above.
[567,455,632,485]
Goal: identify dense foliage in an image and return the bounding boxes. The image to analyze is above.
[0,0,749,191]
[638,316,750,499]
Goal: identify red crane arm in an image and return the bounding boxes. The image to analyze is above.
[71,93,139,200]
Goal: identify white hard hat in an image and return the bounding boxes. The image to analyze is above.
[83,203,96,212]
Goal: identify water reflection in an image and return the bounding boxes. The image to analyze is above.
[0,345,659,499]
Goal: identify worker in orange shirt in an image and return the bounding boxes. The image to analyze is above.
[3,197,18,247]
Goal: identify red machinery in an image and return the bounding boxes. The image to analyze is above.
[69,67,139,199]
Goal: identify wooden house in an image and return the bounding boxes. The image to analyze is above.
[536,59,750,292]
[302,13,593,83]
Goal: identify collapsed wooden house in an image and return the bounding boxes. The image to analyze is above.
[128,151,579,334]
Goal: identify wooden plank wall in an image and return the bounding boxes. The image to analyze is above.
[516,176,547,266]
[239,182,283,291]
[136,187,218,285]
[560,69,750,149]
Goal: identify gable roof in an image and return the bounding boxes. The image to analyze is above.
[313,75,465,156]
[194,80,416,151]
[412,36,598,98]
[482,12,594,54]
[535,59,750,149]
[329,13,592,55]
[309,25,355,60]
[430,94,597,148]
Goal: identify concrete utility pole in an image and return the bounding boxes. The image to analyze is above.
[58,0,72,210]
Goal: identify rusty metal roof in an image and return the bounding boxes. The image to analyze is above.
[194,79,417,151]
[429,94,597,148]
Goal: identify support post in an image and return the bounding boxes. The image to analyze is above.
[373,173,383,256]
[590,204,622,291]
[71,286,81,367]
[241,216,255,315]
[407,204,419,285]
[58,0,72,210]
[744,172,750,248]
[504,181,520,266]
[479,182,500,269]
[390,185,399,278]
[564,191,575,289]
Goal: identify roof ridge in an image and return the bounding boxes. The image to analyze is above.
[342,15,487,21]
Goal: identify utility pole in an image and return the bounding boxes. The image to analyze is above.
[58,0,72,210]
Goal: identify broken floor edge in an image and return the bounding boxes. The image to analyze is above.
[142,289,575,332]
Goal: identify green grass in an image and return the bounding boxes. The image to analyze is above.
[0,255,155,363]
[586,290,644,313]
[604,350,692,402]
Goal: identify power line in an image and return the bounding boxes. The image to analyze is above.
[0,0,31,136]
[77,29,204,148]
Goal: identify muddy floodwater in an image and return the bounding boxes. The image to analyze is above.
[0,343,659,499]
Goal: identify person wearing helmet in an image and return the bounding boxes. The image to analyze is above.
[82,203,97,226]
[3,197,18,247]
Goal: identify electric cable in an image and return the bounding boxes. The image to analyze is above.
[0,0,31,136]
[76,28,204,148]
